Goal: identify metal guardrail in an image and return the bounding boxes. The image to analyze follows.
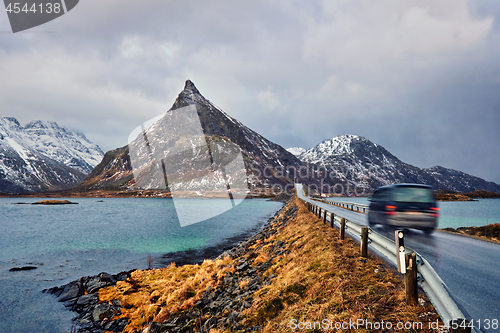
[416,255,468,328]
[318,198,370,214]
[303,197,473,332]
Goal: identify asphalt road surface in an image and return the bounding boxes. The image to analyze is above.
[296,184,500,333]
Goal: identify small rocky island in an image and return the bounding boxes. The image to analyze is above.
[32,200,78,205]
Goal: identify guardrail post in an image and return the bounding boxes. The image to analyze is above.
[340,218,346,240]
[330,212,334,228]
[323,210,327,224]
[405,252,418,306]
[317,207,321,218]
[449,319,472,333]
[361,227,368,258]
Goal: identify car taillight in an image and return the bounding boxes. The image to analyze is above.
[386,205,396,216]
[430,207,439,218]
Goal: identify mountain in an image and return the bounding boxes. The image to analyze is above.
[288,135,500,193]
[77,145,133,191]
[0,117,104,193]
[78,80,313,193]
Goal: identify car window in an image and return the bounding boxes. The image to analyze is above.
[372,189,388,201]
[394,187,433,203]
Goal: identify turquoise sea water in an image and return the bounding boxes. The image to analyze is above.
[326,197,500,228]
[0,197,283,333]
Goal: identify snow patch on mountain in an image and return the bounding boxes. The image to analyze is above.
[286,147,306,156]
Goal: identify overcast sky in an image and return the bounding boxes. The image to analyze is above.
[1,0,499,183]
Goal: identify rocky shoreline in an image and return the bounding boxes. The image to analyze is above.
[45,198,296,333]
[43,271,134,332]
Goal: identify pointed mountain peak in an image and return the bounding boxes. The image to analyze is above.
[171,80,208,111]
[184,80,200,94]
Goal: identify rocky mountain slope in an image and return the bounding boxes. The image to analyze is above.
[77,145,133,191]
[288,135,500,193]
[0,117,103,193]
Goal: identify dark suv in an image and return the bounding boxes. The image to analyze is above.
[368,184,438,234]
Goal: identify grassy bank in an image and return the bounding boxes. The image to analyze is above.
[441,223,500,244]
[436,190,500,201]
[97,195,441,332]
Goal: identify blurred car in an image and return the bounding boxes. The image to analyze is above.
[368,184,438,234]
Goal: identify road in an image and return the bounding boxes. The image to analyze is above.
[296,184,500,333]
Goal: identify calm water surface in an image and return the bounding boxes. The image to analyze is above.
[0,197,282,333]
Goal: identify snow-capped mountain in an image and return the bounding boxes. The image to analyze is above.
[0,117,104,193]
[290,134,363,162]
[290,135,500,193]
[79,80,307,191]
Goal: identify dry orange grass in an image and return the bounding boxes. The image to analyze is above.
[234,196,441,332]
[99,257,234,332]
